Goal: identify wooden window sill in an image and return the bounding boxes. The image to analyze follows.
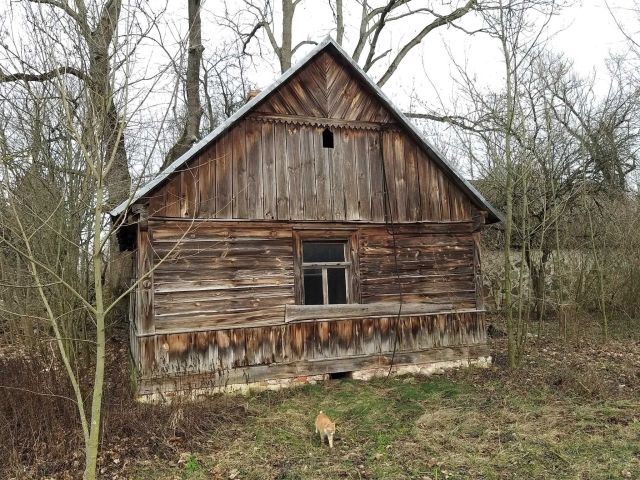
[284,303,481,322]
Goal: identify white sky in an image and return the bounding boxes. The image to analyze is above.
[1,0,636,176]
[195,0,635,111]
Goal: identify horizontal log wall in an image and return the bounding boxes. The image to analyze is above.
[134,311,486,379]
[151,221,295,333]
[146,220,478,334]
[359,231,476,307]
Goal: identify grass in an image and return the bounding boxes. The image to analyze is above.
[131,370,639,480]
[6,317,637,479]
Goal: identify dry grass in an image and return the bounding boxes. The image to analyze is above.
[2,318,639,479]
[129,320,639,480]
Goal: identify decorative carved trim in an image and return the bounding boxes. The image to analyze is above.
[248,112,398,131]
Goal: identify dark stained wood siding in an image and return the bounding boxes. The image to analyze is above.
[143,49,476,223]
[135,310,486,379]
[145,122,474,223]
[145,220,478,335]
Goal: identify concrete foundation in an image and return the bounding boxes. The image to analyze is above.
[138,355,492,403]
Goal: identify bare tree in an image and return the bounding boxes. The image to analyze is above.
[0,2,175,477]
[220,0,478,86]
[164,0,205,167]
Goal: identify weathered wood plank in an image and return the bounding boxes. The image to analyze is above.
[314,128,332,220]
[215,131,233,218]
[404,141,421,221]
[275,123,290,219]
[392,131,407,222]
[381,131,397,221]
[301,127,317,219]
[287,125,304,220]
[355,131,371,221]
[330,130,346,220]
[261,122,277,219]
[368,132,385,221]
[285,303,454,322]
[232,123,248,218]
[343,129,359,220]
[245,120,263,218]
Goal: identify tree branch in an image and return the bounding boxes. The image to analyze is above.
[377,0,477,86]
[0,65,87,83]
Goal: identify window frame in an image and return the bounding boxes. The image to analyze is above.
[293,229,361,306]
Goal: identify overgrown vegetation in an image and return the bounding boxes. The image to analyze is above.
[1,318,637,479]
[1,0,640,477]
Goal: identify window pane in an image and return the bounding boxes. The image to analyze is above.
[327,268,347,304]
[303,269,324,305]
[303,242,345,263]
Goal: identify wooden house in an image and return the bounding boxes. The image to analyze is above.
[111,37,501,398]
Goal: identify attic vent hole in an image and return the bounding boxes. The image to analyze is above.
[322,128,334,149]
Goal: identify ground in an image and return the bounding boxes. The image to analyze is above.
[127,320,640,480]
[3,318,639,479]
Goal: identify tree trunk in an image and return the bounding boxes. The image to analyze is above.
[164,0,204,167]
[279,0,295,72]
[335,0,344,44]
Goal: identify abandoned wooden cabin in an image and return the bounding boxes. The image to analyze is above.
[111,37,501,398]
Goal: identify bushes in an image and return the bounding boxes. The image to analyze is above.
[0,333,251,478]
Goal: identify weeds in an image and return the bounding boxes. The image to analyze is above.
[1,319,638,479]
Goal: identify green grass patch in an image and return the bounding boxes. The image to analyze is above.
[129,372,639,480]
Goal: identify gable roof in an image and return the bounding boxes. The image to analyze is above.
[110,36,502,223]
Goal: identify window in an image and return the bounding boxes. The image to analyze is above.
[301,241,349,305]
[322,128,334,149]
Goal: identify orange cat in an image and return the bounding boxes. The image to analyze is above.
[315,411,336,448]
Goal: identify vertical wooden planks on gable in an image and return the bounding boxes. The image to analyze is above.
[275,123,290,219]
[245,120,263,219]
[343,129,359,220]
[404,141,421,221]
[369,132,385,221]
[300,127,317,219]
[287,125,304,219]
[198,147,216,217]
[261,122,277,219]
[381,131,397,222]
[330,129,346,220]
[422,150,442,221]
[314,127,332,220]
[215,133,233,218]
[232,123,248,219]
[182,160,199,218]
[416,148,434,221]
[355,131,371,221]
[164,176,181,217]
[392,131,407,222]
[438,170,452,221]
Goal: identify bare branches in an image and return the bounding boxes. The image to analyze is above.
[377,0,477,86]
[0,66,87,83]
[163,0,204,167]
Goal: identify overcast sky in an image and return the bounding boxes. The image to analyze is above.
[2,0,635,176]
[196,0,635,110]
